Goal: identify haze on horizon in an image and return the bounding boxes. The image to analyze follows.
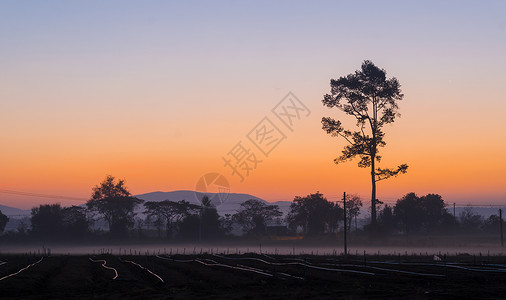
[1,1,505,210]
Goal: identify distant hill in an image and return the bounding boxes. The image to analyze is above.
[0,204,31,218]
[0,204,31,232]
[1,192,504,233]
[0,190,292,220]
[1,193,503,221]
[135,190,292,216]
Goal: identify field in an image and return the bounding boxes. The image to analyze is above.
[1,251,506,299]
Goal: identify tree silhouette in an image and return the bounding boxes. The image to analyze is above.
[287,192,342,236]
[180,195,224,241]
[483,214,501,233]
[377,204,395,233]
[62,205,90,238]
[393,193,423,234]
[393,192,453,234]
[144,200,200,238]
[87,175,142,238]
[199,200,222,240]
[419,194,450,232]
[322,60,408,227]
[459,206,483,233]
[0,209,9,233]
[345,194,362,232]
[31,204,64,237]
[233,199,282,236]
[144,202,166,238]
[30,204,90,240]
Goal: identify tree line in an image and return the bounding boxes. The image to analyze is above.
[376,193,503,235]
[0,176,502,242]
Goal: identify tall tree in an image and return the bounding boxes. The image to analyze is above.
[322,60,408,226]
[87,175,143,238]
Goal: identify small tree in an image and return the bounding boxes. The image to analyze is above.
[200,202,222,240]
[0,209,9,233]
[377,204,395,233]
[144,200,200,238]
[87,175,143,238]
[62,206,89,238]
[144,202,165,238]
[233,199,282,236]
[393,192,453,234]
[345,194,362,232]
[419,194,450,232]
[287,192,342,236]
[31,204,64,238]
[393,193,423,234]
[483,214,500,233]
[322,60,408,227]
[459,207,483,233]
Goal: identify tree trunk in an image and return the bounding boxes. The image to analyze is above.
[371,107,377,229]
[371,157,377,227]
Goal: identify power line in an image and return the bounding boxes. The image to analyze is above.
[0,189,87,202]
[0,188,504,208]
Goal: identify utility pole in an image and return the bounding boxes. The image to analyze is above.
[199,202,203,242]
[199,210,202,242]
[500,209,504,247]
[343,192,347,256]
[453,203,456,219]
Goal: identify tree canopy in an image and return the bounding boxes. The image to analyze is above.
[345,194,362,232]
[233,199,282,235]
[87,175,143,238]
[30,204,89,239]
[287,192,343,236]
[391,192,453,234]
[144,200,200,238]
[31,204,64,237]
[322,60,408,226]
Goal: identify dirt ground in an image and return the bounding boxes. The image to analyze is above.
[1,253,506,299]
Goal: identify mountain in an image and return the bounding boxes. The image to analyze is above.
[0,190,293,220]
[0,204,31,232]
[135,190,292,216]
[0,204,31,218]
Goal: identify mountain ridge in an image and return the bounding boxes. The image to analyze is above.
[0,190,293,218]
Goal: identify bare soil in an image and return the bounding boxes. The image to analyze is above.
[1,253,506,299]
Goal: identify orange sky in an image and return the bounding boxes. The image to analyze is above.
[1,1,505,209]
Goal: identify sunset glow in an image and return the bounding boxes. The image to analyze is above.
[1,1,505,209]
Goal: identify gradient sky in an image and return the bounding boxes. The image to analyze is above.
[1,0,505,209]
